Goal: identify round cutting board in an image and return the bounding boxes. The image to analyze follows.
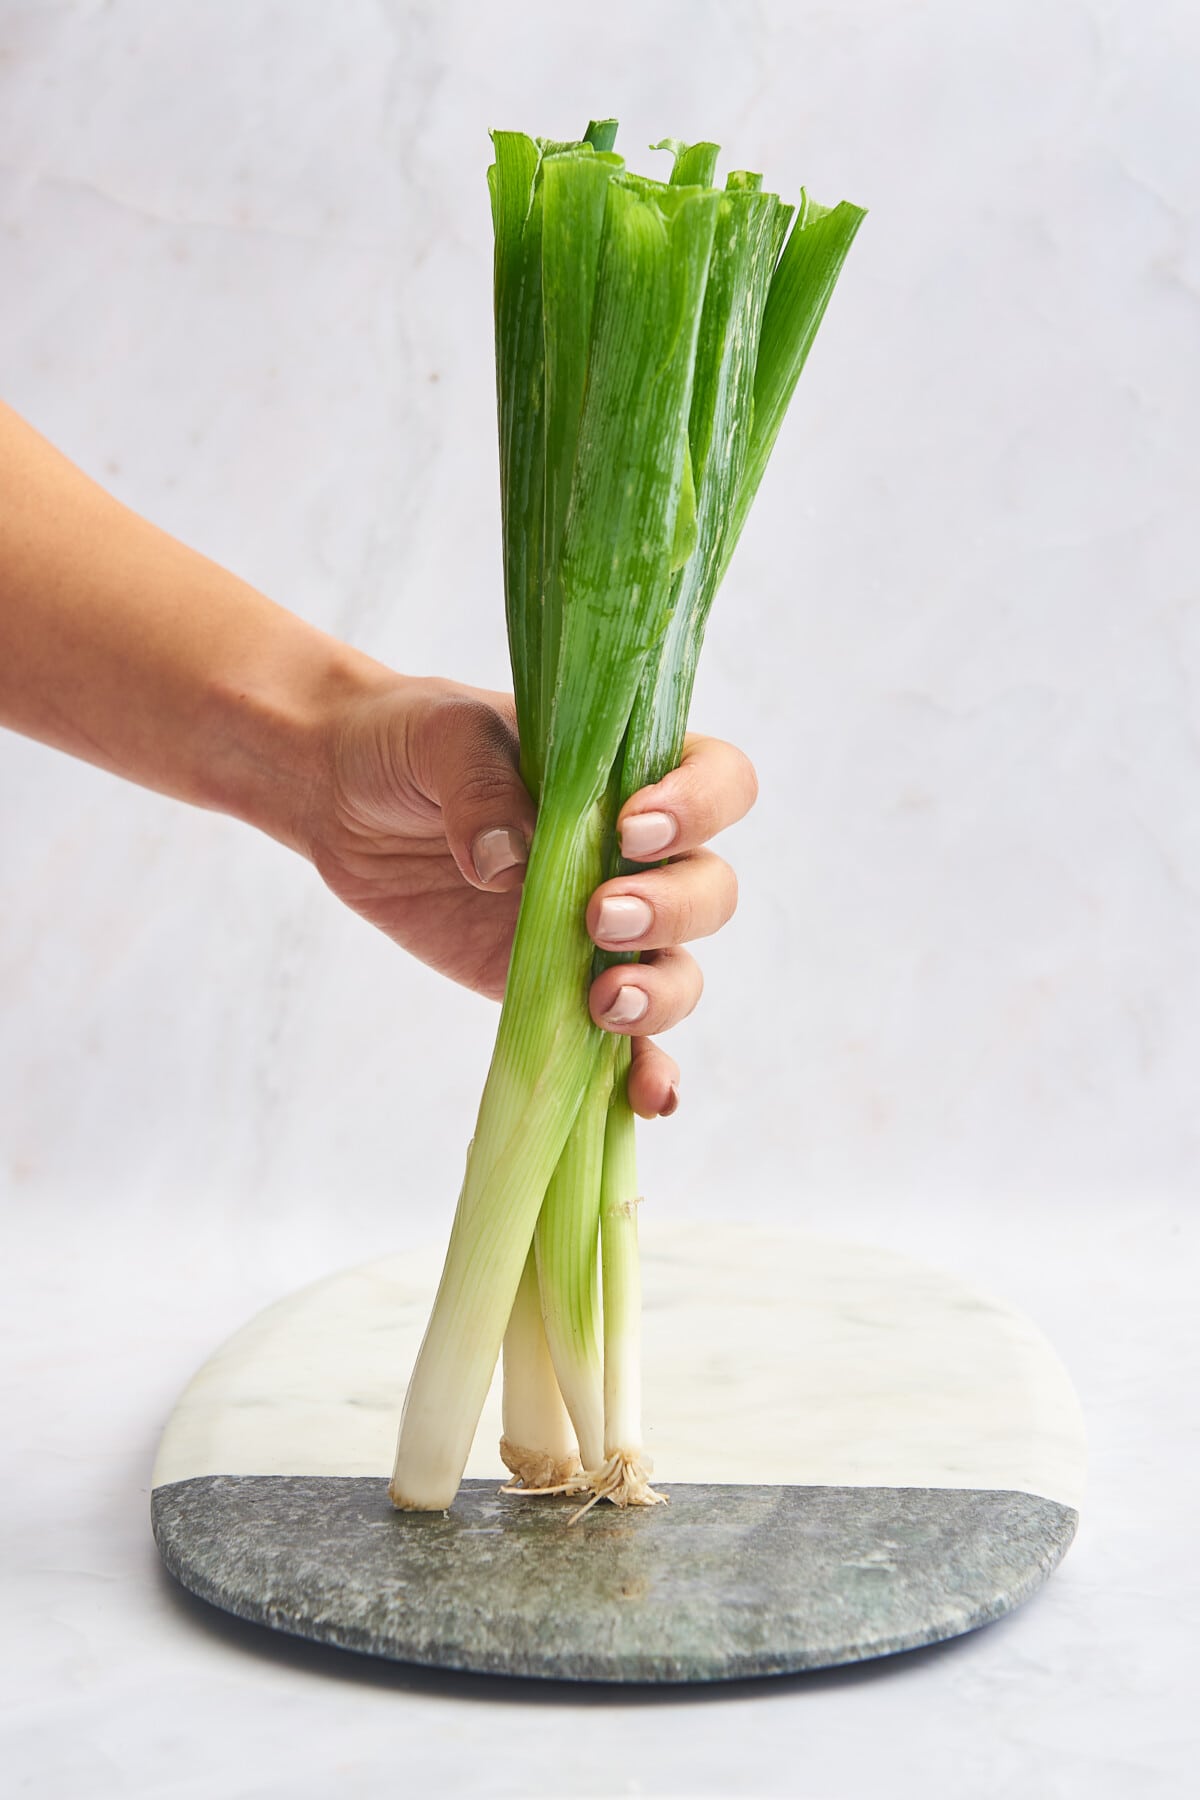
[151,1223,1085,1682]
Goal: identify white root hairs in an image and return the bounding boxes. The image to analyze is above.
[499,1447,667,1524]
[498,1437,582,1493]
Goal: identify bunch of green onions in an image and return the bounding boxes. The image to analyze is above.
[389,121,862,1515]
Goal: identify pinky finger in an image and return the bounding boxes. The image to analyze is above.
[627,1036,682,1121]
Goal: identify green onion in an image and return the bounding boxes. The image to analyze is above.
[498,1243,579,1490]
[389,123,863,1515]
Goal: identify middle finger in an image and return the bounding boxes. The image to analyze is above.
[587,847,738,954]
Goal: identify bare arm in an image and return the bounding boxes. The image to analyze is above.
[0,400,387,851]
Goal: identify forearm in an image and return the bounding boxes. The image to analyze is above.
[0,402,391,853]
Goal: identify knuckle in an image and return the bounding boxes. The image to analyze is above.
[420,695,527,817]
[665,950,705,1022]
[671,888,697,944]
[436,694,520,765]
[738,749,760,810]
[455,762,519,812]
[677,738,758,838]
[668,769,718,845]
[691,774,725,843]
[653,950,702,1027]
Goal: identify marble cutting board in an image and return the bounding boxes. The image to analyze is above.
[151,1222,1086,1682]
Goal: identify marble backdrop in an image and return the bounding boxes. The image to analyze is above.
[1,5,1195,1796]
[3,0,1197,1287]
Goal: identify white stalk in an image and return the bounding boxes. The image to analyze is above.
[500,1242,580,1489]
[574,1040,665,1517]
[534,1066,611,1471]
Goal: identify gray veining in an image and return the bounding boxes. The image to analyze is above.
[152,1224,1087,1507]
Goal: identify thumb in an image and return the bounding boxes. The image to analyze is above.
[410,694,536,892]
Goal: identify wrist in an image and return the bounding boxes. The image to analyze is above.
[203,619,396,858]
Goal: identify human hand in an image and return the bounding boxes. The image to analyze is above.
[0,403,759,1094]
[306,676,757,1119]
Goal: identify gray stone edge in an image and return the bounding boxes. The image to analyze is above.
[151,1477,1079,1685]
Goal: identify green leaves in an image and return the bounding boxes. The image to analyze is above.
[489,124,865,812]
[620,166,784,797]
[549,174,720,803]
[539,149,619,796]
[489,132,546,796]
[736,192,867,550]
[655,137,721,188]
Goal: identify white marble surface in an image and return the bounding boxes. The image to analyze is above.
[152,1223,1087,1508]
[1,1,1196,1796]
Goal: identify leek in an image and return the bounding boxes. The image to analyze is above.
[389,123,863,1515]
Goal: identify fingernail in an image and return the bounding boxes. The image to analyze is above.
[472,826,528,886]
[596,895,653,944]
[620,810,676,861]
[659,1082,681,1118]
[600,985,649,1028]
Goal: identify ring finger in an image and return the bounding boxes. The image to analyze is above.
[588,944,704,1037]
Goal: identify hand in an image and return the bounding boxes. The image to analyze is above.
[307,676,757,1119]
[0,401,760,1098]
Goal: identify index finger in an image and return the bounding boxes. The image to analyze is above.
[617,733,759,863]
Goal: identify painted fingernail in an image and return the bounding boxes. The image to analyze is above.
[620,810,676,861]
[659,1082,681,1118]
[596,895,653,943]
[472,826,528,886]
[600,985,649,1028]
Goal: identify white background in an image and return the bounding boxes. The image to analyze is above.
[1,1,1195,1794]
